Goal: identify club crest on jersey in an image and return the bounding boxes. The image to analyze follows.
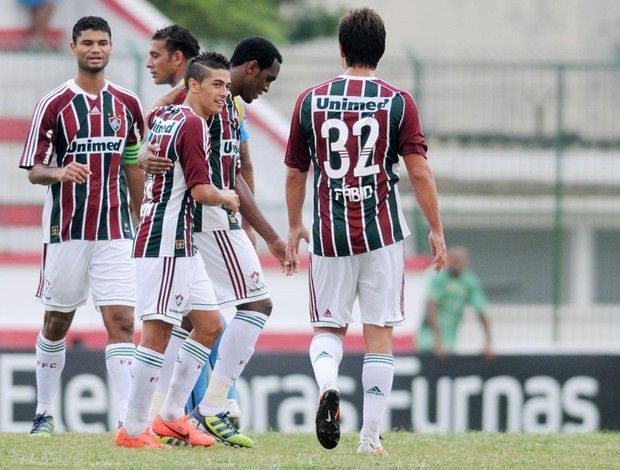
[248,271,265,292]
[108,114,122,132]
[174,293,184,307]
[175,240,185,250]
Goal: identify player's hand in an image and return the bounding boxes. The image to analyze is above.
[139,144,173,175]
[266,237,286,271]
[58,161,91,184]
[433,342,448,360]
[482,345,495,361]
[285,225,309,276]
[428,230,447,272]
[243,223,257,249]
[221,189,240,214]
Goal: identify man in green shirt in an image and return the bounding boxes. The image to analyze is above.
[418,247,493,358]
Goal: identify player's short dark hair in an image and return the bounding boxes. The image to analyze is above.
[230,37,283,69]
[338,8,385,69]
[184,51,230,90]
[152,25,200,60]
[72,16,111,43]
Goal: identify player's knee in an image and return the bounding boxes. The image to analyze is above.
[192,314,223,346]
[42,313,72,340]
[238,298,272,316]
[103,309,134,342]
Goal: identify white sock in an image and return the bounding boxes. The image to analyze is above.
[309,333,343,392]
[35,333,66,416]
[148,327,188,422]
[158,327,188,394]
[104,342,135,424]
[123,346,164,436]
[199,310,268,415]
[159,338,210,421]
[360,354,394,443]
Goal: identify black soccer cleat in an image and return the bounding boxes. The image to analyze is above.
[315,389,340,450]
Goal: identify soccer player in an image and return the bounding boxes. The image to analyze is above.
[115,52,239,449]
[19,16,145,435]
[142,37,286,448]
[418,246,493,358]
[143,24,241,426]
[284,8,447,456]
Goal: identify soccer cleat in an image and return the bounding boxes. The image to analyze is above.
[357,437,388,456]
[189,408,254,448]
[315,388,340,450]
[29,412,54,436]
[115,427,163,448]
[152,414,215,447]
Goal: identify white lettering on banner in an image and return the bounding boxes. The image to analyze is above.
[482,376,524,432]
[238,375,358,433]
[0,354,37,433]
[0,353,604,433]
[412,377,452,432]
[277,375,319,432]
[64,375,108,433]
[522,376,561,433]
[562,377,599,433]
[453,376,483,432]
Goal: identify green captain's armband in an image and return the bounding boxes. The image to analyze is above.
[123,143,141,165]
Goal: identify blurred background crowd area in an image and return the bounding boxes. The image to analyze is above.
[0,0,618,352]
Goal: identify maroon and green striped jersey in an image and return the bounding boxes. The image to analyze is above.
[132,105,211,258]
[285,75,427,257]
[193,93,242,232]
[19,79,144,243]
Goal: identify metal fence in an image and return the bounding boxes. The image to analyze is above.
[408,58,620,346]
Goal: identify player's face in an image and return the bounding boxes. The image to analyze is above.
[71,29,111,74]
[447,249,469,276]
[196,68,231,116]
[239,59,280,103]
[146,39,176,86]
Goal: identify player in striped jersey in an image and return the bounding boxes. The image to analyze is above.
[117,52,241,449]
[143,25,242,429]
[19,16,145,436]
[141,37,286,448]
[284,8,447,455]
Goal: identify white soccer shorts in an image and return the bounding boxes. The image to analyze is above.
[194,229,270,309]
[37,239,135,312]
[136,254,218,326]
[308,240,405,328]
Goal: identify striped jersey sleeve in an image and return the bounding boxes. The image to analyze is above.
[19,83,72,169]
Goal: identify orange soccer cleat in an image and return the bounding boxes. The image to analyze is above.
[152,414,216,447]
[115,427,163,448]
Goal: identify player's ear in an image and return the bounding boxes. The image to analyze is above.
[245,60,260,76]
[187,77,200,94]
[171,50,184,66]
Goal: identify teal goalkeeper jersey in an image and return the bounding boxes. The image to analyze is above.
[418,270,487,352]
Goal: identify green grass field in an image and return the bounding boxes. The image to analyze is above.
[1,432,618,469]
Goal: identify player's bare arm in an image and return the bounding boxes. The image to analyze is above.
[479,313,494,360]
[403,153,447,272]
[284,166,310,276]
[191,184,240,213]
[124,163,145,221]
[425,299,447,358]
[27,161,91,185]
[239,140,257,246]
[235,174,286,269]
